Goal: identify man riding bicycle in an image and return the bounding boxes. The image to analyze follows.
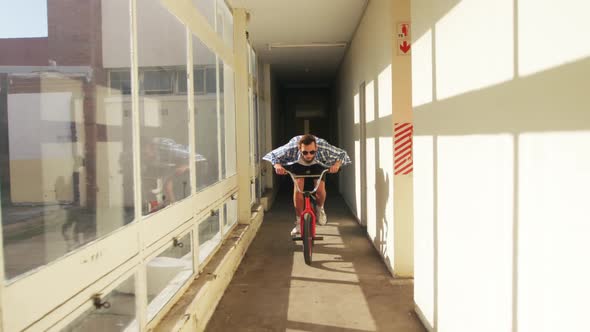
[262,134,351,236]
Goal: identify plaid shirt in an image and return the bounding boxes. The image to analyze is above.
[262,135,351,167]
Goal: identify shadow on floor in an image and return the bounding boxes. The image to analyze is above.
[206,190,425,332]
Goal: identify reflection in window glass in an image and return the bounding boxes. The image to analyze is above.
[222,199,237,235]
[137,0,191,215]
[199,211,220,263]
[193,0,215,29]
[177,71,188,94]
[250,48,256,78]
[205,67,216,94]
[147,232,193,321]
[142,69,174,95]
[228,199,237,228]
[0,0,134,280]
[221,62,236,178]
[109,71,132,95]
[62,275,137,331]
[215,0,233,50]
[193,37,219,190]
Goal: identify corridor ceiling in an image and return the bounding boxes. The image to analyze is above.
[228,0,369,84]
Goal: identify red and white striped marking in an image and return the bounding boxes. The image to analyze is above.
[394,122,413,175]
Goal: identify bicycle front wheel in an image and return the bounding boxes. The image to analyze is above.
[302,213,313,265]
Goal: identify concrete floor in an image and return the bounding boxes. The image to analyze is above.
[206,190,426,332]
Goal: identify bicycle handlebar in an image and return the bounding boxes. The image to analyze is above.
[284,168,330,195]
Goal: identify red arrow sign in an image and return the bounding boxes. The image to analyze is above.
[400,40,411,53]
[402,24,408,37]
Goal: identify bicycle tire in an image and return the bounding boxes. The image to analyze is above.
[302,213,313,265]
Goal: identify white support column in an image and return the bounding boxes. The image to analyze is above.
[233,9,252,223]
[392,0,414,277]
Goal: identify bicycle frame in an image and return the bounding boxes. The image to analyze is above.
[285,168,330,238]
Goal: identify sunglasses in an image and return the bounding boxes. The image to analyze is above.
[302,150,316,156]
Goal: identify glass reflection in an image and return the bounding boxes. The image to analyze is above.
[62,275,137,332]
[221,61,236,178]
[0,0,134,280]
[146,232,193,321]
[136,0,191,215]
[222,199,237,235]
[215,0,234,50]
[193,0,215,29]
[193,37,220,190]
[198,210,220,263]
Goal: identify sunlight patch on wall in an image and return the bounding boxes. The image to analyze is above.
[518,131,590,332]
[366,137,377,239]
[437,134,513,332]
[412,29,433,107]
[379,136,394,261]
[379,136,393,175]
[354,140,362,218]
[435,0,513,100]
[354,93,360,124]
[413,135,434,327]
[518,0,590,77]
[365,81,375,123]
[378,65,393,118]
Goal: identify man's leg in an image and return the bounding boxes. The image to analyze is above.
[291,178,305,235]
[164,178,175,204]
[315,180,328,225]
[315,180,326,206]
[293,178,305,216]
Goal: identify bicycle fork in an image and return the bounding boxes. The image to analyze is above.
[293,194,324,241]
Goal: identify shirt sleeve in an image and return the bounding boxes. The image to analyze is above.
[316,138,352,166]
[262,136,300,165]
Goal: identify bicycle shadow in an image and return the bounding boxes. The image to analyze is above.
[206,190,424,332]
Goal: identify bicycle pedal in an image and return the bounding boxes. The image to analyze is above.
[291,236,302,241]
[314,236,324,240]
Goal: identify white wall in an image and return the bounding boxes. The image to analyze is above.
[336,0,395,270]
[412,0,590,331]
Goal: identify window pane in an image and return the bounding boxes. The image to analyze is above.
[221,62,236,178]
[205,67,216,94]
[228,199,237,228]
[0,0,134,280]
[193,38,219,190]
[194,69,205,94]
[109,71,131,95]
[137,0,190,215]
[193,0,215,29]
[177,70,187,94]
[142,70,173,95]
[147,232,193,321]
[199,211,220,263]
[222,199,237,233]
[62,275,137,332]
[216,0,234,50]
[250,49,257,78]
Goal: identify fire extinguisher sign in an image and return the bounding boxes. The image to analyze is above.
[397,22,411,55]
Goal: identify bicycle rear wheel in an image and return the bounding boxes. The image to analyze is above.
[302,213,313,265]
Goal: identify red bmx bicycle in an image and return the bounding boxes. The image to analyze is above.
[285,168,330,265]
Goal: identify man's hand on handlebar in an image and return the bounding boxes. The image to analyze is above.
[274,164,286,175]
[329,160,342,173]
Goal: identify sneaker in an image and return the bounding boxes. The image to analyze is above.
[316,206,327,225]
[290,217,301,236]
